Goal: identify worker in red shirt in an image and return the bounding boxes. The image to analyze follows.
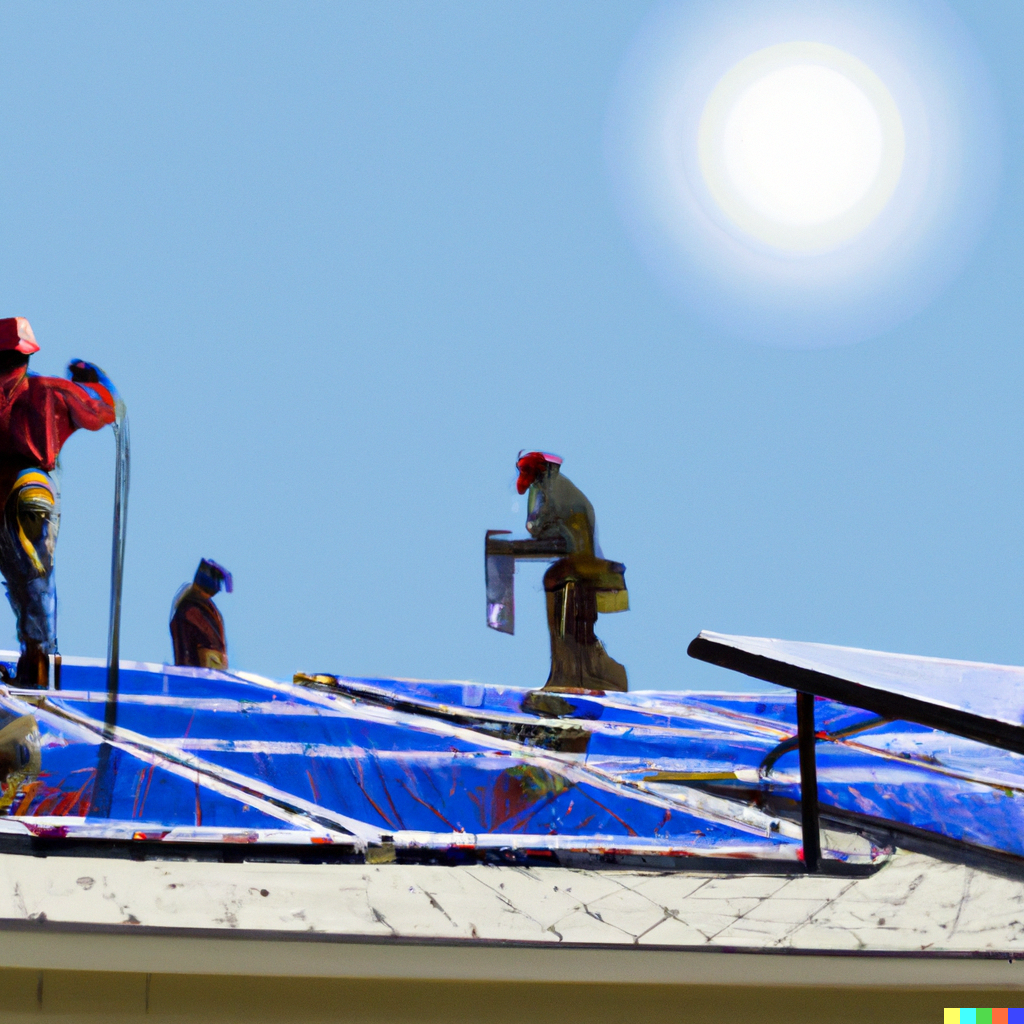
[0,317,117,688]
[170,559,232,670]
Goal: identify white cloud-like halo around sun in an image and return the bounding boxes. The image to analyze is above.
[606,0,1002,347]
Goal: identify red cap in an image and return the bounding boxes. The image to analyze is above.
[515,450,562,494]
[0,318,39,355]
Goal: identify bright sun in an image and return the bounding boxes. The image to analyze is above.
[699,42,905,252]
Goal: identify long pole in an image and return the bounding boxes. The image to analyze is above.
[89,401,129,819]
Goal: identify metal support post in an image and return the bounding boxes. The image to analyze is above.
[796,690,821,873]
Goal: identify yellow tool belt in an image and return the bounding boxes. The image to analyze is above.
[7,469,56,576]
[543,553,629,613]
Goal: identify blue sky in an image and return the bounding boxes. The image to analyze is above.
[0,1,1021,692]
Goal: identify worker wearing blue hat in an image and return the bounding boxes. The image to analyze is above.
[170,559,233,669]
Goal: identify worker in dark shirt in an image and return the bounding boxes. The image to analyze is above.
[515,451,629,691]
[170,559,232,669]
[0,317,117,688]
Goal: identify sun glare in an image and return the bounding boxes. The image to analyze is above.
[724,66,882,224]
[607,0,1002,345]
[699,43,905,251]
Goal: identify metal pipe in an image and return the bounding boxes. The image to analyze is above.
[89,402,129,819]
[796,691,821,873]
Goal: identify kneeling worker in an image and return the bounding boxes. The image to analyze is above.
[515,451,630,692]
[170,559,232,669]
[0,317,118,688]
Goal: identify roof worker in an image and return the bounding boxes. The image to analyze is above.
[170,559,232,670]
[0,317,118,688]
[515,451,630,692]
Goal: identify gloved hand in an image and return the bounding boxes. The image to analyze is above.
[67,359,120,404]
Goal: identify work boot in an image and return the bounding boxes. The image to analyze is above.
[542,635,628,692]
[14,643,48,689]
[541,588,628,692]
[580,640,628,692]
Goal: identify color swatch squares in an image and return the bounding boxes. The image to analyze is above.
[944,1010,1020,1023]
